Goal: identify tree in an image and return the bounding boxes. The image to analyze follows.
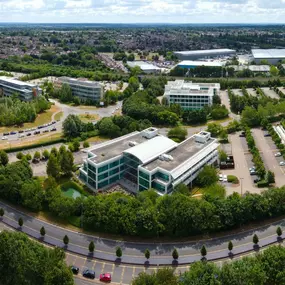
[60,150,74,176]
[0,208,4,217]
[63,114,82,138]
[267,171,275,184]
[33,151,41,161]
[89,241,95,253]
[72,140,80,152]
[46,153,60,179]
[206,123,223,137]
[25,154,32,161]
[0,150,8,166]
[228,241,233,252]
[18,217,23,227]
[196,165,218,187]
[219,129,228,143]
[63,235,69,245]
[40,226,46,237]
[277,226,282,237]
[42,149,50,160]
[83,141,90,148]
[172,248,179,260]
[219,150,228,162]
[167,126,187,142]
[253,234,259,245]
[200,245,207,257]
[144,248,150,259]
[116,246,122,258]
[16,152,24,160]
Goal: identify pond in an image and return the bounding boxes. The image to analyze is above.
[62,188,82,199]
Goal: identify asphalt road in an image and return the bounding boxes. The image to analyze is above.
[1,200,285,267]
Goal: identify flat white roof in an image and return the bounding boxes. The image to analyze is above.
[124,136,177,164]
[248,65,270,72]
[174,49,235,56]
[127,61,161,71]
[0,76,37,87]
[252,49,285,59]
[177,60,223,67]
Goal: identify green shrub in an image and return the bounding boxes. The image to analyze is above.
[227,175,239,184]
[257,180,269,188]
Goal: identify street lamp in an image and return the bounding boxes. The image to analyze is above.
[240,177,244,196]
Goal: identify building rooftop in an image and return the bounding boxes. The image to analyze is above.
[248,65,270,72]
[127,61,161,71]
[177,60,223,67]
[0,76,38,88]
[124,136,177,164]
[252,49,285,59]
[174,49,235,56]
[58,77,102,87]
[141,134,218,178]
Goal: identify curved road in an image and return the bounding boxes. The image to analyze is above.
[0,201,284,266]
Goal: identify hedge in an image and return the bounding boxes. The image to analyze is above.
[4,138,66,153]
[257,180,269,188]
[227,175,239,184]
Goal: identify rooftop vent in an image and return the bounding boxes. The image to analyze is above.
[159,154,174,161]
[129,141,138,147]
[142,127,158,139]
[195,131,211,144]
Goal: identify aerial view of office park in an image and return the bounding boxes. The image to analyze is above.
[3,1,285,284]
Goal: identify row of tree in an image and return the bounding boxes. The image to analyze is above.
[132,245,285,285]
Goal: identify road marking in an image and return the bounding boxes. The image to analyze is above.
[120,266,125,283]
[92,260,96,271]
[101,262,105,273]
[132,267,135,279]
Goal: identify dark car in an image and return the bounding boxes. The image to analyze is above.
[83,269,95,279]
[18,130,24,133]
[254,178,261,183]
[10,131,17,135]
[71,266,79,275]
[34,131,40,135]
[52,121,56,124]
[264,133,270,137]
[26,133,32,136]
[3,132,9,136]
[239,134,245,137]
[43,129,49,133]
[50,128,57,132]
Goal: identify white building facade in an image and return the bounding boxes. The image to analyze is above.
[79,128,219,195]
[163,80,220,110]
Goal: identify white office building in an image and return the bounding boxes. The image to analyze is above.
[79,128,219,195]
[0,76,42,101]
[163,80,220,110]
[174,49,236,60]
[55,77,103,102]
[252,49,285,65]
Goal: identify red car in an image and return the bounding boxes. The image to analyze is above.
[100,273,111,282]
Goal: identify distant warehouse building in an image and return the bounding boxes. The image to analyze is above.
[0,76,42,101]
[252,49,285,65]
[163,80,220,110]
[79,128,219,195]
[127,61,161,74]
[55,77,103,102]
[177,60,223,69]
[174,49,236,60]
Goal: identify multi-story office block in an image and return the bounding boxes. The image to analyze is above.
[55,77,103,102]
[79,128,219,195]
[0,76,42,101]
[163,80,220,110]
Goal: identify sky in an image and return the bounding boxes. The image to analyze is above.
[0,0,285,23]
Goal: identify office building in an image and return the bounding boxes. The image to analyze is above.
[177,60,223,69]
[163,80,220,110]
[0,76,42,101]
[127,61,161,74]
[174,49,236,60]
[252,49,285,65]
[55,77,103,102]
[79,128,219,195]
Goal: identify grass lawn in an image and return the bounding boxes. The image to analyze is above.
[54,111,63,121]
[78,114,100,123]
[0,104,60,133]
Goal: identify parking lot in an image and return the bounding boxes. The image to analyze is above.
[66,252,190,285]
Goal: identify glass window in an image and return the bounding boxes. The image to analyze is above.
[155,172,169,182]
[139,171,149,180]
[98,180,108,188]
[98,165,108,173]
[110,160,119,168]
[139,178,149,188]
[152,182,165,193]
[98,172,109,181]
[109,167,120,176]
[109,175,119,184]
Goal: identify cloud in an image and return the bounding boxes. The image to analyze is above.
[0,0,284,22]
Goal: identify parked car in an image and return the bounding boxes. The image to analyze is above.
[219,174,223,181]
[43,130,49,133]
[52,121,56,124]
[26,133,32,136]
[3,132,9,136]
[19,134,25,138]
[264,133,271,137]
[280,161,285,166]
[10,131,17,135]
[223,175,227,182]
[239,133,245,137]
[254,178,261,183]
[82,269,95,279]
[18,130,24,133]
[275,152,282,157]
[71,266,79,275]
[1,136,8,140]
[50,128,57,132]
[100,273,111,282]
[34,131,40,135]
[250,170,257,175]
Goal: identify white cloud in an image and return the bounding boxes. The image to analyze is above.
[0,0,284,22]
